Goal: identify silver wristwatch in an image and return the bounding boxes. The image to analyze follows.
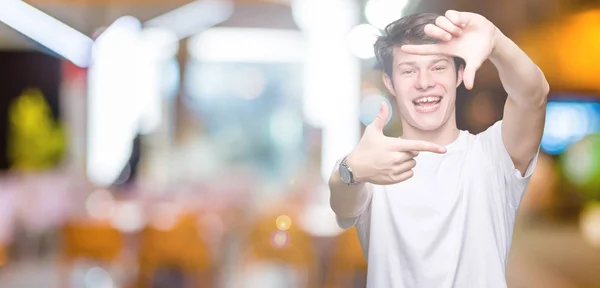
[339,156,359,185]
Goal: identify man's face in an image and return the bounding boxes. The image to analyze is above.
[383,47,464,132]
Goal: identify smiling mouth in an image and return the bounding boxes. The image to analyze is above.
[412,96,442,113]
[412,96,442,106]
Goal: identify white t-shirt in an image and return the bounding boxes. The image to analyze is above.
[335,121,539,288]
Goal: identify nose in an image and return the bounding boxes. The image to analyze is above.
[415,71,435,90]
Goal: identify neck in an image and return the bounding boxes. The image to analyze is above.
[399,115,460,146]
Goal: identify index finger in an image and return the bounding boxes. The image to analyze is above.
[396,139,447,154]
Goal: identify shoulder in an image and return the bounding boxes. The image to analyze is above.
[474,120,503,142]
[467,120,505,157]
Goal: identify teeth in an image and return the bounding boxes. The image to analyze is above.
[415,97,441,103]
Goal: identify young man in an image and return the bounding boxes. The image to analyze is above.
[329,10,549,287]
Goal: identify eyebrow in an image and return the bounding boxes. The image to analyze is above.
[397,58,450,67]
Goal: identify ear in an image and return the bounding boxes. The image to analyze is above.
[382,72,397,97]
[456,63,465,88]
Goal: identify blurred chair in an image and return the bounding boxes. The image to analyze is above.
[324,227,367,288]
[237,210,318,288]
[136,212,213,288]
[59,220,123,287]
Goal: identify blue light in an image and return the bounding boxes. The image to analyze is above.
[359,95,392,127]
[541,101,600,155]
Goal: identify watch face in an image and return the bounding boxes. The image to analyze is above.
[340,166,351,184]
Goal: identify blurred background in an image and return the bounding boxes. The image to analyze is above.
[0,0,599,287]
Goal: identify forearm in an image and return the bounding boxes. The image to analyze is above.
[489,30,550,107]
[329,170,371,218]
[489,29,549,173]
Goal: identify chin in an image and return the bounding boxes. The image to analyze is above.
[407,104,450,131]
[412,118,446,131]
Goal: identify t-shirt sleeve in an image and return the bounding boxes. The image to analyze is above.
[478,120,540,209]
[330,157,373,229]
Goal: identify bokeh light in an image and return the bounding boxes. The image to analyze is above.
[360,93,392,126]
[149,202,181,231]
[270,230,290,249]
[275,215,292,231]
[561,134,600,193]
[580,202,600,248]
[541,101,600,155]
[84,266,114,288]
[348,24,381,59]
[85,189,116,220]
[109,201,144,233]
[365,0,409,30]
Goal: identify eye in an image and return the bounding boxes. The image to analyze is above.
[433,66,447,71]
[402,70,415,75]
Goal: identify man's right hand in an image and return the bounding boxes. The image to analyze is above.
[346,101,447,185]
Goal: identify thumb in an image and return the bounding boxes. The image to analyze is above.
[369,101,389,132]
[462,62,480,90]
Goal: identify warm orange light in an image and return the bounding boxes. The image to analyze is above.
[519,9,600,93]
[275,215,292,231]
[556,10,600,91]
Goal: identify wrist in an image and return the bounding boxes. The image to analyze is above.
[345,152,366,183]
[490,28,510,63]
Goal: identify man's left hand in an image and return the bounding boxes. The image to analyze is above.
[400,10,500,90]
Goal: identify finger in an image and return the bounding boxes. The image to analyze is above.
[400,43,446,56]
[395,137,419,157]
[393,170,414,183]
[391,151,415,164]
[445,10,466,28]
[394,159,417,174]
[424,23,452,41]
[435,16,462,36]
[462,62,481,90]
[396,139,447,154]
[367,101,389,132]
